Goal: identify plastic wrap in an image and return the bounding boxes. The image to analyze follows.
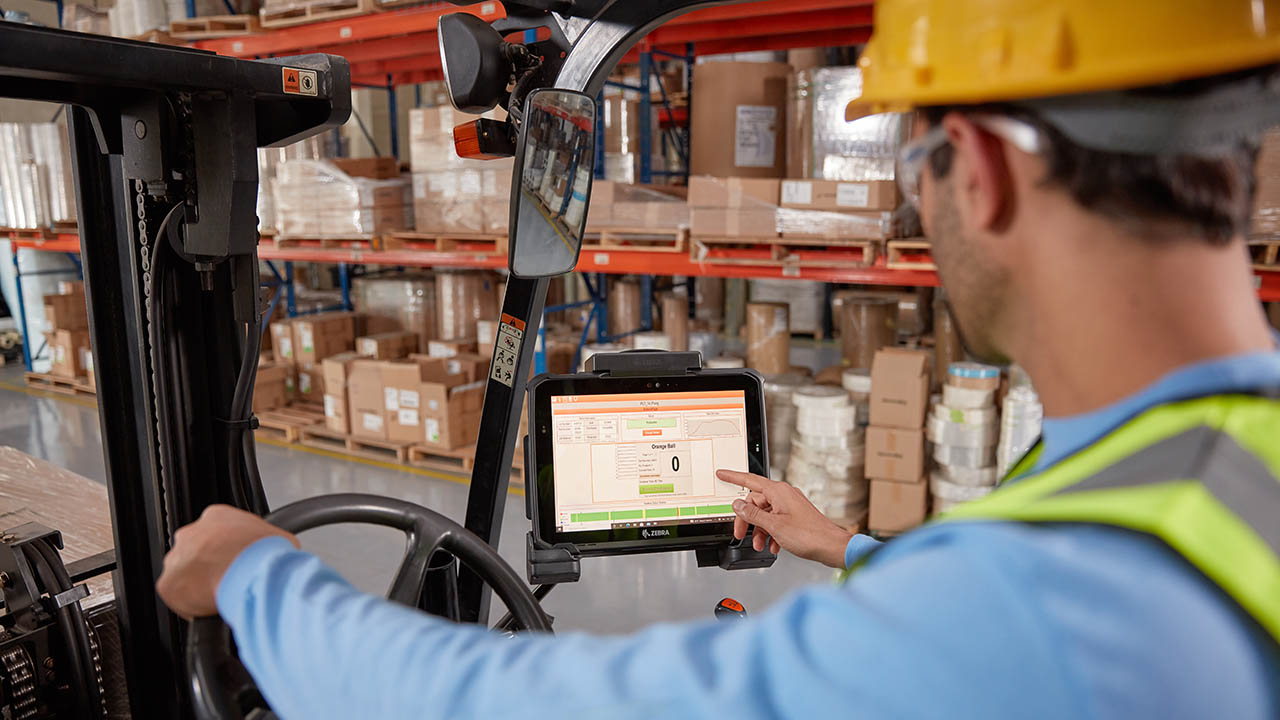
[587,183,689,230]
[997,383,1044,477]
[108,0,166,37]
[602,87,659,155]
[942,384,995,410]
[0,123,76,229]
[0,447,115,607]
[412,162,511,235]
[63,3,111,34]
[748,279,823,334]
[930,472,995,503]
[603,152,666,184]
[435,270,499,341]
[607,278,643,337]
[1252,129,1280,235]
[789,66,910,182]
[273,160,410,237]
[408,106,506,174]
[837,296,897,369]
[746,302,789,374]
[352,275,437,348]
[763,372,808,477]
[786,386,867,524]
[258,139,335,233]
[31,122,75,224]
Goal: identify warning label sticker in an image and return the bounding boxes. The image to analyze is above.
[282,67,318,97]
[490,313,525,387]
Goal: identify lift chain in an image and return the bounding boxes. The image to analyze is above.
[0,644,37,720]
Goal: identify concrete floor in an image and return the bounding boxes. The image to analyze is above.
[0,365,833,633]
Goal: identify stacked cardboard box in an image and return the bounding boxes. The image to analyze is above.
[409,106,513,235]
[253,362,289,412]
[42,283,90,379]
[687,176,780,238]
[356,331,419,360]
[585,181,689,231]
[345,357,486,449]
[320,353,361,433]
[272,160,411,238]
[266,311,357,406]
[865,348,931,534]
[352,275,437,350]
[690,61,790,179]
[777,178,901,239]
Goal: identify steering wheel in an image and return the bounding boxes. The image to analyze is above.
[187,493,551,719]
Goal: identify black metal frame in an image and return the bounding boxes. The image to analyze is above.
[0,25,349,719]
[456,0,737,623]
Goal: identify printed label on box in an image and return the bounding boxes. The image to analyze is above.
[299,372,311,394]
[362,412,383,432]
[836,183,870,208]
[80,348,92,370]
[359,338,376,356]
[397,409,419,426]
[781,181,812,205]
[399,389,420,409]
[279,337,292,358]
[55,346,66,364]
[734,105,778,168]
[324,395,336,418]
[299,327,314,353]
[384,387,399,411]
[425,418,440,443]
[428,341,458,358]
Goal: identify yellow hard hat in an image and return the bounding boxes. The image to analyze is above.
[848,0,1280,119]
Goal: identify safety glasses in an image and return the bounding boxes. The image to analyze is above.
[896,115,1044,209]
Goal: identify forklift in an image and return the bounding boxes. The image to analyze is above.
[0,1,781,717]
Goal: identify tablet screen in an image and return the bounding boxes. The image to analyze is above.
[550,390,750,533]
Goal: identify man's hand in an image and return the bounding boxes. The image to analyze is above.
[156,504,299,619]
[716,470,853,569]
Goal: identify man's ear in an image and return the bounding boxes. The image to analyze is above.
[940,113,1012,231]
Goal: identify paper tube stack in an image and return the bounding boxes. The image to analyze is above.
[746,302,790,374]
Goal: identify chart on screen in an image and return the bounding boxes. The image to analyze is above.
[550,391,750,532]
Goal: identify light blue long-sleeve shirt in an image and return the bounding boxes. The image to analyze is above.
[219,350,1280,719]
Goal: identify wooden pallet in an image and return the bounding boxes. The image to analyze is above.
[407,443,477,474]
[382,231,508,255]
[168,13,261,39]
[130,28,178,44]
[690,237,879,269]
[885,239,936,270]
[582,226,687,254]
[24,372,96,397]
[255,406,324,443]
[270,235,383,250]
[260,0,372,29]
[1248,237,1280,269]
[298,425,413,463]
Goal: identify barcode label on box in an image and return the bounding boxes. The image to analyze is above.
[836,183,870,208]
[399,390,420,409]
[362,413,383,432]
[734,105,778,168]
[781,181,812,205]
[324,395,336,418]
[397,409,419,426]
[359,338,376,356]
[384,388,399,411]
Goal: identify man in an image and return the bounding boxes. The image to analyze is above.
[159,2,1280,717]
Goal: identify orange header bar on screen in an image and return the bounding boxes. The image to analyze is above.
[551,390,744,403]
[553,404,743,415]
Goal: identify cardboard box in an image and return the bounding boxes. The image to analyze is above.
[690,208,778,238]
[323,392,349,434]
[869,348,931,429]
[295,366,322,402]
[357,331,419,360]
[253,363,289,413]
[43,293,88,332]
[57,280,84,296]
[282,365,298,401]
[868,478,929,534]
[687,176,782,208]
[270,321,295,365]
[49,329,90,377]
[292,312,357,369]
[444,353,490,383]
[322,352,362,394]
[780,179,900,211]
[330,157,400,180]
[690,62,791,178]
[865,426,925,482]
[346,359,387,441]
[611,201,688,228]
[427,338,477,358]
[419,362,485,451]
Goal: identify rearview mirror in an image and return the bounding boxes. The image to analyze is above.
[508,89,597,278]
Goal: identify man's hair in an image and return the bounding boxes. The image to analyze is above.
[920,67,1276,244]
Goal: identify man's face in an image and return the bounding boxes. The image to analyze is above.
[917,116,1013,365]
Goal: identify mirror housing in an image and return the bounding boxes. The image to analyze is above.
[438,13,510,113]
[508,88,597,278]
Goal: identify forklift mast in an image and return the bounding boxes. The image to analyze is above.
[0,27,349,719]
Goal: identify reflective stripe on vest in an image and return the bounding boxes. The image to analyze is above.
[843,394,1280,643]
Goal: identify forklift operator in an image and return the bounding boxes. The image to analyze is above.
[159,2,1279,718]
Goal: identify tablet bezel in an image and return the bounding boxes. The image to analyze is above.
[527,369,769,558]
